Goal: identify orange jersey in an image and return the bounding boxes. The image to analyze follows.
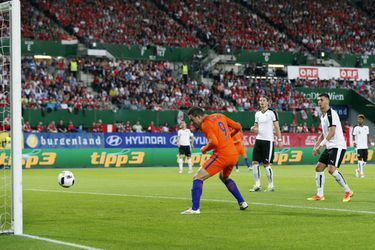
[201,114,241,155]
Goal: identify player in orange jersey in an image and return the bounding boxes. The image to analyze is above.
[231,130,251,172]
[181,107,248,214]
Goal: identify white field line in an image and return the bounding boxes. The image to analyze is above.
[21,234,103,250]
[26,188,375,215]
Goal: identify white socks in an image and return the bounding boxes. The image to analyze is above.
[178,158,183,172]
[252,164,260,187]
[358,160,363,174]
[265,166,274,188]
[332,170,351,192]
[188,158,193,172]
[358,160,366,175]
[315,172,325,197]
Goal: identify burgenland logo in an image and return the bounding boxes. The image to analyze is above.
[26,134,39,148]
[106,135,123,146]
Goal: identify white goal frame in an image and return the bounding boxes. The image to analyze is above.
[0,0,21,235]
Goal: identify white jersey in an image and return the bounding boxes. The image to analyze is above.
[352,125,369,149]
[255,109,278,141]
[320,108,346,149]
[177,129,193,146]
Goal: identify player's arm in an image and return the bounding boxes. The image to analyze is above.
[272,111,283,147]
[273,120,283,147]
[190,133,194,148]
[201,132,218,154]
[368,134,372,148]
[251,112,259,133]
[225,116,241,137]
[201,122,218,154]
[352,127,357,148]
[251,122,258,133]
[176,134,180,148]
[313,133,324,156]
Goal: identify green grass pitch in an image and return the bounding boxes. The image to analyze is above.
[1,164,375,249]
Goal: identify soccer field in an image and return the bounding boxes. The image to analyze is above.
[2,165,375,250]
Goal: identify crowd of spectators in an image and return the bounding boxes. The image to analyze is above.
[9,0,374,55]
[21,119,197,133]
[84,57,318,112]
[21,0,74,41]
[156,0,297,53]
[34,0,203,48]
[248,0,375,55]
[21,57,112,110]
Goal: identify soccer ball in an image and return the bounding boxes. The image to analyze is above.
[58,171,75,188]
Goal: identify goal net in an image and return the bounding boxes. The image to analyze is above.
[0,0,21,235]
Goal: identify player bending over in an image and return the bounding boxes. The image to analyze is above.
[181,107,248,214]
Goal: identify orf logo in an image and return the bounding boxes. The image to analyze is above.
[299,67,319,79]
[106,135,122,147]
[340,69,358,80]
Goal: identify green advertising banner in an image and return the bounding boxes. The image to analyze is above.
[296,88,351,105]
[0,147,373,169]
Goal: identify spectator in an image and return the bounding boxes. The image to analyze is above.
[57,120,67,133]
[302,122,309,133]
[67,120,76,132]
[47,121,58,133]
[147,121,158,133]
[133,121,143,132]
[281,123,289,133]
[23,121,32,133]
[124,121,132,132]
[161,122,170,132]
[37,121,45,133]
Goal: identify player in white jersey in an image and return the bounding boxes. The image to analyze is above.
[308,93,353,202]
[177,121,194,174]
[249,96,283,192]
[352,114,371,178]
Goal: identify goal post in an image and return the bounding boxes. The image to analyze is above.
[0,0,21,235]
[11,0,22,236]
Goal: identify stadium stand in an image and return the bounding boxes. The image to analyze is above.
[21,0,74,40]
[34,0,203,47]
[21,57,112,110]
[155,0,298,52]
[246,0,375,55]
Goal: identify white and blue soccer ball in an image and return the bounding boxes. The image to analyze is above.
[58,171,75,188]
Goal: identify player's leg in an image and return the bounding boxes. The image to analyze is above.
[178,147,184,173]
[250,140,262,191]
[327,148,353,202]
[219,161,248,210]
[358,149,367,178]
[356,149,361,177]
[235,161,239,172]
[263,141,275,192]
[186,146,193,174]
[181,154,219,214]
[361,149,368,177]
[307,149,328,200]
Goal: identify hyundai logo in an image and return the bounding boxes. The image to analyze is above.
[106,135,123,146]
[170,135,178,145]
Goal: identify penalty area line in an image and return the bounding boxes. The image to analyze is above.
[21,234,103,250]
[26,188,375,215]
